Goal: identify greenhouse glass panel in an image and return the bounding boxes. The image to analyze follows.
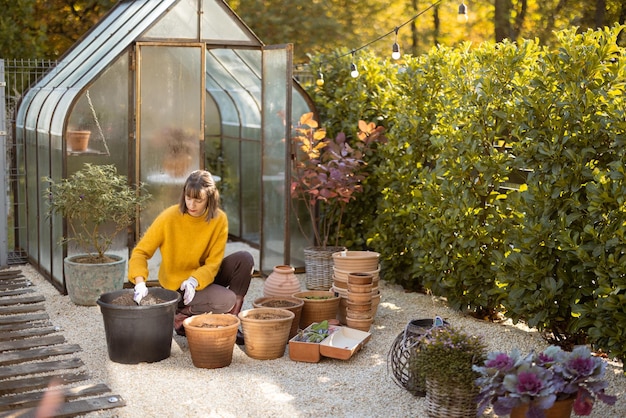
[143,0,197,39]
[201,0,257,42]
[222,137,241,236]
[261,46,292,270]
[206,75,239,127]
[138,45,202,227]
[241,139,261,242]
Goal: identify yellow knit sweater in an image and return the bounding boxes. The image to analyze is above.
[128,204,228,291]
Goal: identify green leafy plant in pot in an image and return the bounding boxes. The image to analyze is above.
[411,324,487,418]
[43,163,151,305]
[290,112,387,289]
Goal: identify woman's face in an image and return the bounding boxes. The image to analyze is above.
[185,192,208,217]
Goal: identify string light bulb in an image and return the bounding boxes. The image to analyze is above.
[350,62,359,78]
[391,27,401,60]
[316,70,324,87]
[457,2,468,23]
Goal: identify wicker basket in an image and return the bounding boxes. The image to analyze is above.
[387,319,436,396]
[425,378,478,418]
[304,246,345,290]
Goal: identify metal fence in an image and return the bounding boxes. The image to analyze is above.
[1,58,58,266]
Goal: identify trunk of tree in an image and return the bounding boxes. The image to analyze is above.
[595,0,606,27]
[433,5,440,46]
[410,0,419,55]
[494,0,512,42]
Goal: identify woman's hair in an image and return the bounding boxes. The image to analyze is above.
[178,170,220,221]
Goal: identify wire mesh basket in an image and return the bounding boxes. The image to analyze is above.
[387,318,446,396]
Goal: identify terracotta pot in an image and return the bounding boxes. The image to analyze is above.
[347,282,373,293]
[293,290,340,329]
[67,130,90,152]
[510,398,574,418]
[183,313,240,369]
[347,272,374,285]
[263,265,301,298]
[332,250,380,272]
[347,290,373,304]
[163,154,192,178]
[252,296,304,339]
[238,308,294,360]
[333,266,380,283]
[345,315,373,332]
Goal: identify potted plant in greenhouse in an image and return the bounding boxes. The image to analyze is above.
[473,345,616,418]
[411,324,486,418]
[43,163,151,306]
[290,112,387,290]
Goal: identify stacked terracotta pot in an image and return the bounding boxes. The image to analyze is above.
[345,273,374,331]
[331,250,381,329]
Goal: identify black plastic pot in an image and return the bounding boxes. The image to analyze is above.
[97,288,180,364]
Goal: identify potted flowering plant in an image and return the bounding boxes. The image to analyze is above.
[411,324,486,417]
[290,112,386,290]
[473,345,617,418]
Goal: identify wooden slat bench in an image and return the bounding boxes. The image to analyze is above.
[0,269,125,417]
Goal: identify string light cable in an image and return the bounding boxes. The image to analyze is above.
[312,0,466,83]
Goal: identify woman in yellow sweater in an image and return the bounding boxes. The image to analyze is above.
[128,170,254,339]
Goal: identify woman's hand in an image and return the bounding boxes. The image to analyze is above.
[180,277,198,305]
[133,280,148,304]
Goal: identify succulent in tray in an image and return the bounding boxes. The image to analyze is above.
[293,320,334,343]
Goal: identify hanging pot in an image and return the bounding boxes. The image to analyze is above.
[97,288,180,364]
[263,265,301,298]
[183,313,240,369]
[67,130,90,152]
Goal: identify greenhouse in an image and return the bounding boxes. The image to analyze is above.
[14,0,314,289]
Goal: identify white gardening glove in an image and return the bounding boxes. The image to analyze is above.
[133,282,148,304]
[180,277,198,305]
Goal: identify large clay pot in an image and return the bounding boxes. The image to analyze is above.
[293,290,340,329]
[183,313,240,369]
[332,250,380,273]
[238,308,295,360]
[263,265,301,298]
[97,288,180,364]
[252,296,304,339]
[510,398,574,418]
[64,254,126,306]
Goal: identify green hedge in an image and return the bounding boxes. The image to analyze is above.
[305,25,626,362]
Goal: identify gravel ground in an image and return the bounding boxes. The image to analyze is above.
[14,252,626,418]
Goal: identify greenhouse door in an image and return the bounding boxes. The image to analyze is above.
[136,44,203,226]
[135,44,203,273]
[260,45,293,272]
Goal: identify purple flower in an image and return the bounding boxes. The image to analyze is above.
[485,352,515,370]
[474,345,616,418]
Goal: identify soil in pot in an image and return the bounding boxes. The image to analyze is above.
[110,292,166,306]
